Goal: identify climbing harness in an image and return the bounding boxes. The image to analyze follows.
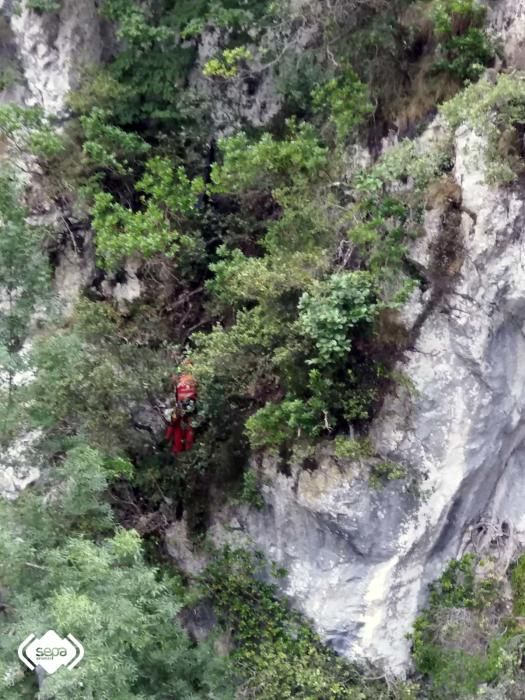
[166,369,197,454]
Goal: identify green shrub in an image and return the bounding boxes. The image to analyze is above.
[246,398,322,449]
[211,119,328,193]
[369,460,407,488]
[441,73,525,183]
[25,0,60,11]
[92,156,204,269]
[433,0,485,37]
[333,436,374,459]
[237,470,265,509]
[349,136,452,298]
[0,105,65,161]
[98,0,196,126]
[80,108,150,175]
[298,271,378,367]
[511,555,525,616]
[434,29,495,82]
[201,547,379,699]
[203,46,252,79]
[432,0,495,83]
[312,67,373,144]
[191,306,286,401]
[411,555,519,698]
[208,246,324,312]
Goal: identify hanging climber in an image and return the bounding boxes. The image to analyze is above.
[165,362,197,454]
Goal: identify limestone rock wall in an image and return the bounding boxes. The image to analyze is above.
[194,124,525,674]
[488,0,525,69]
[0,0,106,114]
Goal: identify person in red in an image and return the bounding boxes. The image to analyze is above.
[166,364,197,454]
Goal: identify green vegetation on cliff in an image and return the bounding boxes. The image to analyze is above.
[1,0,522,698]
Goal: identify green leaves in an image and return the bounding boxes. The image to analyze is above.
[431,0,496,83]
[203,46,253,79]
[432,0,486,38]
[211,119,328,193]
[0,445,234,700]
[0,105,65,161]
[298,271,377,367]
[25,0,61,12]
[242,271,380,449]
[440,73,525,183]
[246,398,322,449]
[312,68,373,144]
[80,108,150,175]
[410,554,522,699]
[29,301,169,455]
[92,157,204,269]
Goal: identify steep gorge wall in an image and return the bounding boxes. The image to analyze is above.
[488,0,525,68]
[177,121,525,675]
[182,4,525,674]
[5,0,525,677]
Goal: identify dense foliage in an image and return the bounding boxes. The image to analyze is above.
[0,446,234,699]
[412,554,525,698]
[202,548,417,700]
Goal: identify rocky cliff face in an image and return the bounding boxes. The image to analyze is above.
[488,0,525,69]
[168,118,525,675]
[6,0,525,678]
[0,0,106,114]
[198,3,525,675]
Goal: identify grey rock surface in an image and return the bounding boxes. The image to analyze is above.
[198,123,525,674]
[1,0,105,114]
[488,0,525,69]
[0,430,41,499]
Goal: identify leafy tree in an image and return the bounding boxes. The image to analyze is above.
[432,0,496,83]
[211,120,328,194]
[92,157,204,269]
[98,0,195,125]
[312,68,373,144]
[246,398,322,449]
[29,301,169,456]
[80,108,151,176]
[0,446,235,699]
[298,271,377,367]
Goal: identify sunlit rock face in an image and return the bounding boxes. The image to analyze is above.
[198,126,525,673]
[0,0,106,114]
[488,0,525,69]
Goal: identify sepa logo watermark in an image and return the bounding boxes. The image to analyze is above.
[18,630,84,675]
